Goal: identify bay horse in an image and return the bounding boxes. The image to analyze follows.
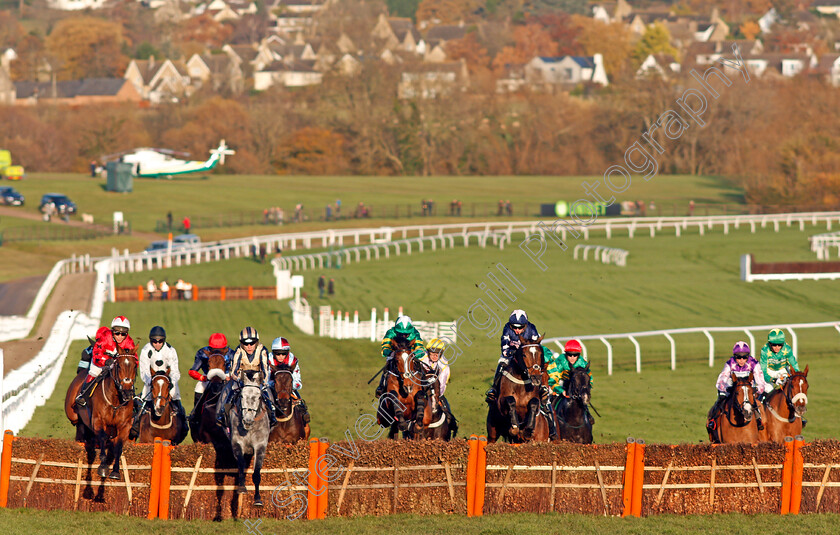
[486,334,552,443]
[760,366,809,443]
[137,370,188,445]
[221,369,270,506]
[555,365,594,444]
[72,347,137,478]
[190,350,229,447]
[376,337,430,439]
[419,365,458,441]
[268,364,310,443]
[707,373,761,444]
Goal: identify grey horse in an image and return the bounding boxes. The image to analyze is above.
[220,369,271,506]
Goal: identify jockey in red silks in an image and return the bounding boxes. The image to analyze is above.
[75,316,136,406]
[269,336,310,425]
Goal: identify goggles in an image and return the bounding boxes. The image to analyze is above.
[150,338,165,344]
[113,329,129,336]
[241,338,258,345]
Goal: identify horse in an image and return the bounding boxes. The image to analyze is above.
[760,366,809,443]
[220,369,271,506]
[707,373,761,444]
[137,369,188,445]
[72,347,137,479]
[190,349,229,447]
[65,367,94,443]
[268,363,310,444]
[555,365,594,444]
[418,364,458,441]
[486,334,552,443]
[376,337,431,439]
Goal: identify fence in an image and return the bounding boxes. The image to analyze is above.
[0,224,117,245]
[544,320,840,375]
[809,230,840,260]
[290,298,314,335]
[113,285,277,302]
[317,306,457,342]
[2,434,837,518]
[573,245,629,266]
[741,254,840,282]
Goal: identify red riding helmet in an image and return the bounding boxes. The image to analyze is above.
[564,339,582,355]
[209,333,228,349]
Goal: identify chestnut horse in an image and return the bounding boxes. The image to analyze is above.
[555,365,594,444]
[487,335,552,443]
[707,374,761,444]
[137,370,188,444]
[268,364,310,443]
[190,350,229,447]
[72,347,137,478]
[760,366,809,443]
[376,337,430,439]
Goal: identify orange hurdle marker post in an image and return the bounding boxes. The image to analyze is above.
[474,436,487,516]
[317,438,329,519]
[780,436,795,515]
[307,438,319,520]
[148,438,163,519]
[138,286,144,301]
[159,441,172,519]
[220,286,226,301]
[192,286,198,301]
[466,435,478,517]
[790,435,805,514]
[621,437,636,517]
[0,431,14,508]
[248,286,254,300]
[631,439,645,517]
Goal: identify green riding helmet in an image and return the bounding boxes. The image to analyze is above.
[394,315,413,335]
[768,328,786,345]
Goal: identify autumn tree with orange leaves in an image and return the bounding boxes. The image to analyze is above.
[45,17,128,80]
[491,23,559,73]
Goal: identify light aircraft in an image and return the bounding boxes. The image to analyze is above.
[102,140,235,178]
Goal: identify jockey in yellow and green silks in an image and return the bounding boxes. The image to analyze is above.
[375,315,425,397]
[546,339,594,428]
[759,328,800,394]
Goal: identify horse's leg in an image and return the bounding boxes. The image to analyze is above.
[524,398,539,434]
[233,442,247,494]
[96,429,109,478]
[504,396,519,436]
[109,437,123,480]
[252,446,265,506]
[486,410,499,443]
[413,391,426,435]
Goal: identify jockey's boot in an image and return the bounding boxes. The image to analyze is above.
[262,389,278,427]
[485,363,504,403]
[293,390,311,424]
[189,392,202,424]
[802,417,807,428]
[375,360,392,397]
[172,399,187,424]
[555,397,567,426]
[216,385,233,427]
[75,378,95,407]
[542,401,558,439]
[129,400,147,440]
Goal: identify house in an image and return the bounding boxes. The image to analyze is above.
[683,40,763,70]
[14,78,142,106]
[371,14,423,54]
[524,55,609,88]
[123,57,192,103]
[194,0,257,21]
[253,60,322,90]
[0,50,16,104]
[817,53,840,85]
[424,24,467,50]
[224,44,274,73]
[186,54,245,94]
[46,0,107,10]
[758,8,778,33]
[495,64,526,93]
[397,59,469,99]
[271,0,328,15]
[635,54,681,79]
[812,0,840,16]
[736,53,816,78]
[591,0,632,23]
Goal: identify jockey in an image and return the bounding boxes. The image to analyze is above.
[759,328,801,392]
[216,327,278,429]
[375,315,426,397]
[269,337,310,425]
[707,341,765,433]
[546,339,592,432]
[419,338,452,414]
[75,316,136,406]
[486,309,540,403]
[130,326,185,440]
[187,333,234,423]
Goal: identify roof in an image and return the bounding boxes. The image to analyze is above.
[425,25,466,42]
[537,56,596,68]
[15,78,128,99]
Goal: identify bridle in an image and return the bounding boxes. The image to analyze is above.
[104,355,136,408]
[505,343,543,389]
[767,372,808,423]
[723,379,755,427]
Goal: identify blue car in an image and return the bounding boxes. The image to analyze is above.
[39,193,77,215]
[0,186,24,206]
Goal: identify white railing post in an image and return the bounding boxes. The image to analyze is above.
[354,310,359,338]
[600,337,613,376]
[663,332,676,371]
[703,329,714,367]
[743,330,755,354]
[370,308,377,341]
[579,341,588,363]
[787,326,797,356]
[628,335,641,373]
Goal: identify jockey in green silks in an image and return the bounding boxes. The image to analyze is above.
[546,339,594,426]
[375,315,426,397]
[759,328,800,394]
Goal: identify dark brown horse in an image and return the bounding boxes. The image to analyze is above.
[190,350,229,447]
[137,370,187,444]
[487,335,551,443]
[72,347,137,478]
[66,367,94,443]
[708,373,761,444]
[268,364,310,443]
[377,337,430,439]
[419,365,458,440]
[555,365,594,444]
[760,366,809,443]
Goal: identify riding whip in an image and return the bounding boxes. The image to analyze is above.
[367,364,387,384]
[588,402,602,417]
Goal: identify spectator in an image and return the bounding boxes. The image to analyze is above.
[325,204,332,221]
[263,208,269,224]
[294,204,302,223]
[182,216,191,233]
[649,200,657,215]
[167,211,173,231]
[146,279,157,301]
[259,245,266,264]
[421,199,428,216]
[184,280,193,300]
[689,200,695,217]
[318,275,326,298]
[90,160,98,177]
[160,280,169,300]
[335,199,341,218]
[328,278,335,296]
[497,200,504,216]
[175,279,186,300]
[638,200,646,217]
[505,200,512,216]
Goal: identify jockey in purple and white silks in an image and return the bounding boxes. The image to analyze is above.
[708,341,765,432]
[485,309,540,403]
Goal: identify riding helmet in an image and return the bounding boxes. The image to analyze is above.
[427,338,445,352]
[240,326,259,344]
[149,325,166,341]
[208,333,228,349]
[732,341,750,355]
[509,309,527,328]
[271,337,291,352]
[767,328,785,345]
[394,316,413,335]
[564,339,582,355]
[111,315,131,330]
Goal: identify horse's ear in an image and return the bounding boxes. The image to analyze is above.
[537,333,544,344]
[804,364,809,376]
[150,365,156,377]
[730,372,738,383]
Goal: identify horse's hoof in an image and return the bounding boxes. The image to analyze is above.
[97,466,108,478]
[108,470,121,480]
[253,498,264,507]
[509,426,519,436]
[236,485,247,494]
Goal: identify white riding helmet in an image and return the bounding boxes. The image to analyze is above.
[111,316,130,330]
[271,337,291,351]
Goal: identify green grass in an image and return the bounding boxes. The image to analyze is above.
[1,508,840,533]
[27,224,840,444]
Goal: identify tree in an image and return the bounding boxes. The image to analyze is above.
[45,17,128,80]
[632,22,678,66]
[416,0,481,25]
[533,13,582,56]
[176,14,233,50]
[739,20,760,40]
[274,127,350,175]
[445,32,491,72]
[491,23,559,72]
[523,0,587,16]
[571,15,632,78]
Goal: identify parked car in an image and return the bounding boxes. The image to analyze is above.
[39,193,77,215]
[0,186,24,206]
[143,234,201,254]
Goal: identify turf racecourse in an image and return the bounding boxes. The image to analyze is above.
[24,224,840,444]
[1,509,840,533]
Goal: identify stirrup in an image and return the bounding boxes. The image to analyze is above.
[485,387,497,402]
[75,394,86,407]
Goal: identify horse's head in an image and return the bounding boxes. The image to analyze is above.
[391,338,420,379]
[516,334,544,387]
[567,365,592,405]
[239,369,264,429]
[113,348,137,402]
[150,371,172,417]
[272,364,294,417]
[784,365,809,417]
[730,373,756,423]
[206,349,228,382]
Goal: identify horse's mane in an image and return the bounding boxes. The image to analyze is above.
[391,335,413,352]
